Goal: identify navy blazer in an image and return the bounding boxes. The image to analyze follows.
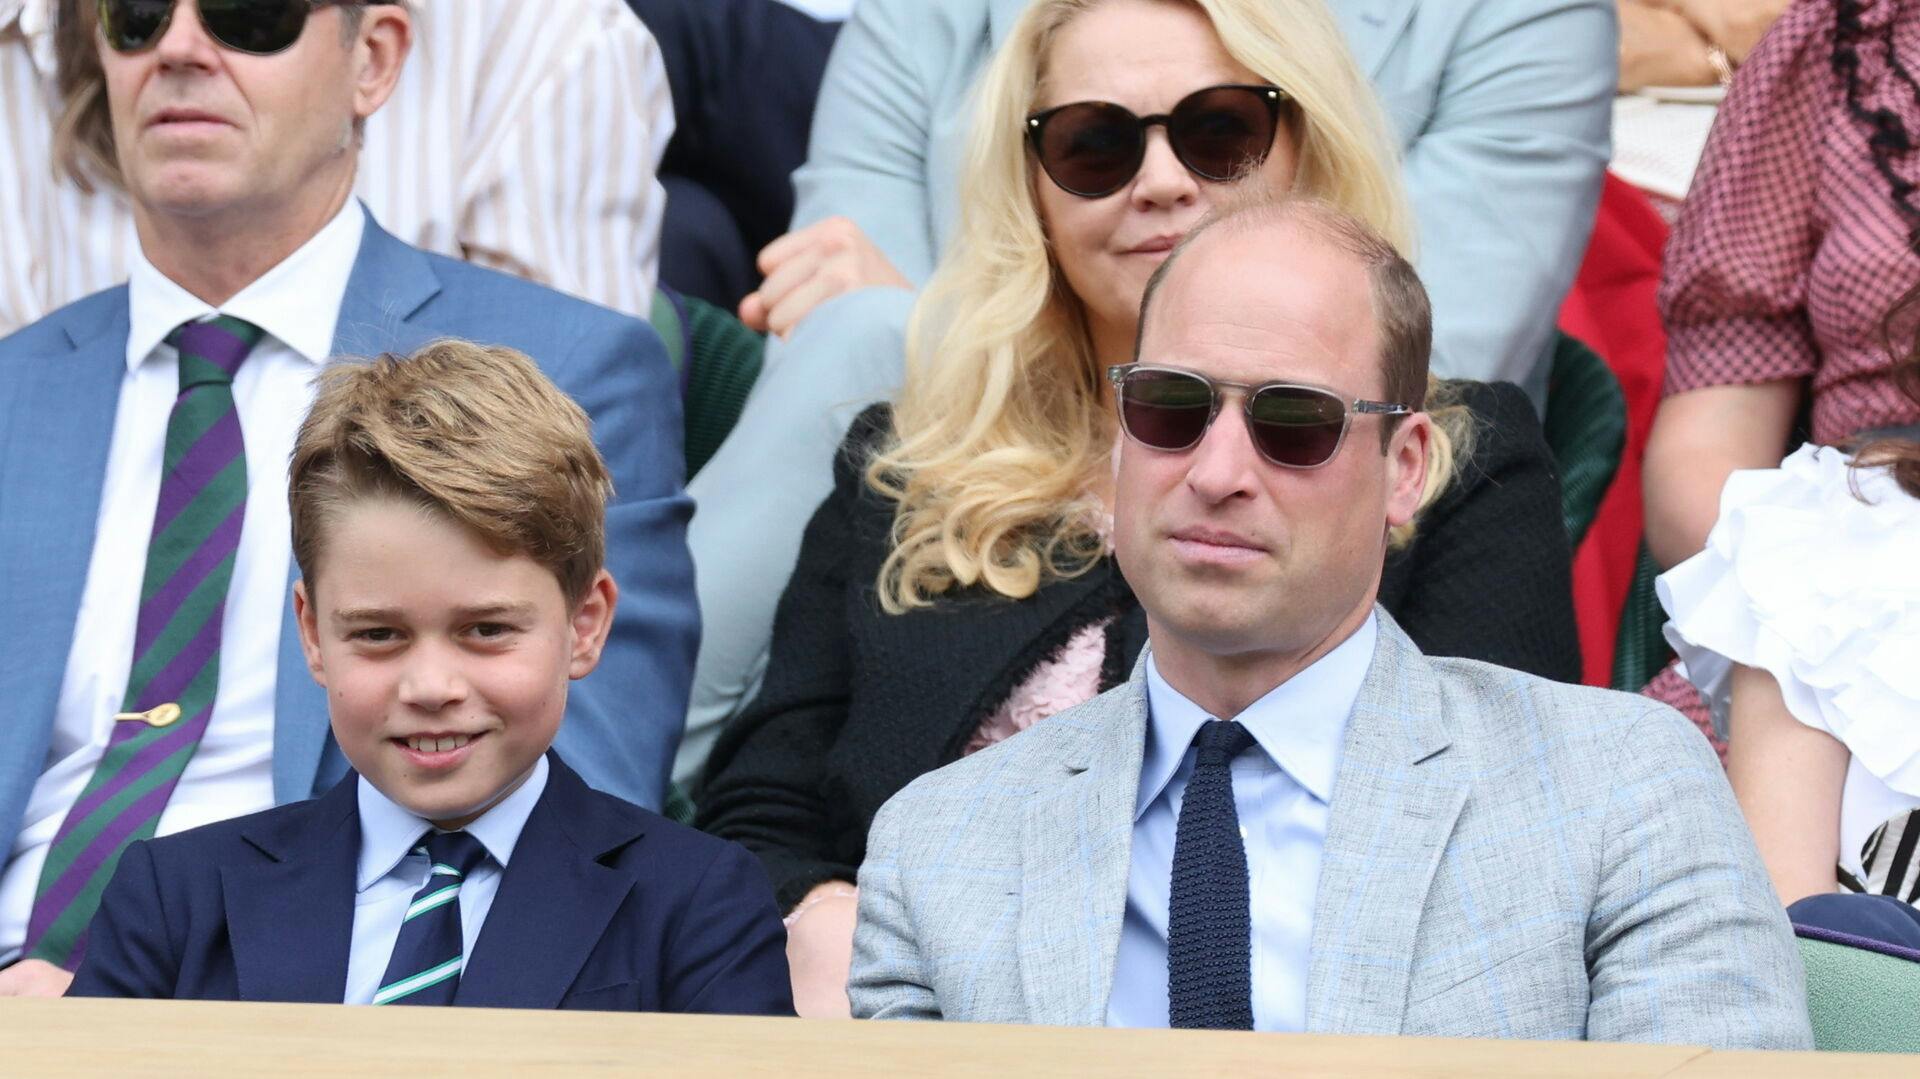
[0,208,696,817]
[69,754,794,1014]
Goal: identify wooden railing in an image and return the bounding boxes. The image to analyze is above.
[0,998,1905,1077]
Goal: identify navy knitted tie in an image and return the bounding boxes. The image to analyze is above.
[1167,719,1257,1029]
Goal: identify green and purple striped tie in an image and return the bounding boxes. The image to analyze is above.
[24,316,264,971]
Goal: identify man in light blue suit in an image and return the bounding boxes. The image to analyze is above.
[0,0,692,994]
[676,0,1616,786]
[852,198,1808,1045]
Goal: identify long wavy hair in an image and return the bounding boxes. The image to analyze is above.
[1832,1,1920,498]
[1851,284,1920,497]
[868,0,1466,613]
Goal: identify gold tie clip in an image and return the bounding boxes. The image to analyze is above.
[113,702,182,728]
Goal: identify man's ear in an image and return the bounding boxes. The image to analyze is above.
[292,579,327,686]
[349,4,412,123]
[1383,412,1433,530]
[567,570,620,680]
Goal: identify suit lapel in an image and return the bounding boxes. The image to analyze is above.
[329,209,442,360]
[1334,0,1417,80]
[455,757,644,1008]
[1306,614,1467,1034]
[0,295,129,833]
[271,212,444,803]
[222,775,360,1002]
[1017,661,1145,1026]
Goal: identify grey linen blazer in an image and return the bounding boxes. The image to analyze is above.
[849,612,1812,1048]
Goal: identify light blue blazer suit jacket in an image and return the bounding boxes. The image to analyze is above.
[0,214,697,836]
[789,0,1614,403]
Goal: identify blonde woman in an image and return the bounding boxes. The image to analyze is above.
[697,0,1576,1017]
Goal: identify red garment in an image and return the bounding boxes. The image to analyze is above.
[1559,175,1669,686]
[1660,0,1920,443]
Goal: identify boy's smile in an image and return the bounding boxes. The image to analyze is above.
[293,497,615,830]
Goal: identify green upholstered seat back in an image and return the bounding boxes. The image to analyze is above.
[650,288,768,481]
[1541,331,1627,549]
[1797,931,1920,1052]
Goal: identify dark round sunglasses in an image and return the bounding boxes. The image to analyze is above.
[1107,364,1410,470]
[1025,84,1288,199]
[99,0,397,57]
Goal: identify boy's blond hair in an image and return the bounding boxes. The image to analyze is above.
[289,340,613,605]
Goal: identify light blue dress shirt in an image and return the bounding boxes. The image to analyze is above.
[1105,616,1377,1031]
[343,756,549,1005]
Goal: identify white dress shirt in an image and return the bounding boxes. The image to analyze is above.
[773,0,856,18]
[0,200,364,963]
[0,0,671,335]
[1106,615,1377,1032]
[345,756,549,1005]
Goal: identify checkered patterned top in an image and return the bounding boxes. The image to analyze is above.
[1659,0,1920,443]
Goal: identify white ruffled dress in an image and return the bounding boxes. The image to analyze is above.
[1658,444,1920,888]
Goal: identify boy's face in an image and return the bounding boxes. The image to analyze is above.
[293,498,616,829]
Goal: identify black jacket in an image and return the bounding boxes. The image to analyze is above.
[697,381,1577,908]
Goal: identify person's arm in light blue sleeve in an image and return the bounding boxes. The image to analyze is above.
[683,0,952,783]
[849,797,943,1020]
[552,317,698,810]
[1405,0,1615,409]
[1585,705,1813,1049]
[786,0,947,284]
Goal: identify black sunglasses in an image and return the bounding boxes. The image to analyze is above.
[1107,364,1409,469]
[1025,84,1288,199]
[99,0,396,57]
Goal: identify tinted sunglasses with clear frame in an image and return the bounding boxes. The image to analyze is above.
[1025,84,1289,199]
[1107,364,1411,469]
[98,0,397,57]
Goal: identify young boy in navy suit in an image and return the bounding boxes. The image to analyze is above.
[69,342,793,1012]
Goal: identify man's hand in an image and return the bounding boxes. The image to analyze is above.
[784,883,859,1019]
[0,958,73,997]
[738,217,911,339]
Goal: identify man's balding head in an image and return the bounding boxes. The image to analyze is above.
[1137,195,1432,433]
[1110,193,1436,718]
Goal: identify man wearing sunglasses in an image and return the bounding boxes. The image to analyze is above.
[0,0,674,334]
[849,196,1810,1047]
[0,0,695,996]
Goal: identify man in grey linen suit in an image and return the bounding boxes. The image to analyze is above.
[849,197,1811,1047]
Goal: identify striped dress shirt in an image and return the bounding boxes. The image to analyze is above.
[0,0,672,335]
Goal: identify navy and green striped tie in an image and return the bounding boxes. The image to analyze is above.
[373,831,490,1006]
[24,316,264,971]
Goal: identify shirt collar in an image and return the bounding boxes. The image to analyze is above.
[354,755,551,893]
[1135,614,1377,821]
[125,198,366,372]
